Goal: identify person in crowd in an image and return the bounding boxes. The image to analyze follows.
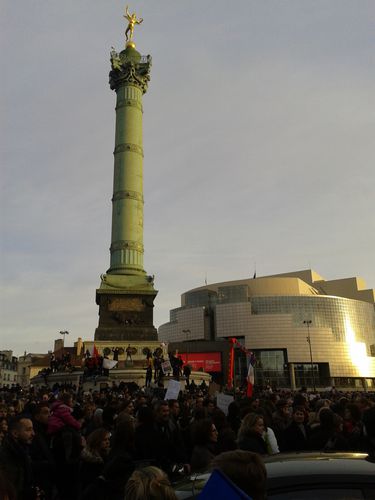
[117,399,135,423]
[190,418,218,472]
[183,363,191,388]
[308,398,331,429]
[211,450,267,500]
[29,403,56,499]
[227,400,241,435]
[283,405,309,452]
[308,407,349,451]
[0,417,8,445]
[168,399,181,427]
[48,393,83,500]
[271,399,292,450]
[80,427,111,490]
[0,469,17,500]
[145,354,153,387]
[253,407,279,454]
[0,415,38,500]
[81,456,135,500]
[144,400,188,478]
[124,466,177,500]
[108,413,136,461]
[47,392,81,436]
[203,398,216,416]
[7,405,16,419]
[238,413,268,455]
[211,407,237,454]
[331,396,349,418]
[343,403,364,450]
[101,404,118,433]
[80,401,97,437]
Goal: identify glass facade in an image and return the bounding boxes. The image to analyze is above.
[294,363,330,388]
[159,274,375,388]
[218,285,248,304]
[251,295,374,347]
[184,290,217,308]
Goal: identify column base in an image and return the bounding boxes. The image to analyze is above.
[95,273,158,342]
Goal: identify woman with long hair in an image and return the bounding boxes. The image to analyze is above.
[125,466,177,500]
[80,427,111,490]
[190,418,219,472]
[238,413,268,455]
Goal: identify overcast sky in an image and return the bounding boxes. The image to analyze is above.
[1,1,374,356]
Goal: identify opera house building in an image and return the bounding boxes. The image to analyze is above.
[158,270,375,391]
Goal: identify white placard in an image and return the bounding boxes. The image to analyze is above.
[164,379,181,401]
[216,392,234,415]
[161,359,172,374]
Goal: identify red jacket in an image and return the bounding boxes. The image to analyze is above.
[47,400,81,435]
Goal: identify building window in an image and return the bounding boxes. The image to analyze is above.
[294,363,330,388]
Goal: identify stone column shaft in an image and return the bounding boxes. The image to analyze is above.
[109,83,145,275]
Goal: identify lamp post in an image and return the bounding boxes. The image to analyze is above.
[182,329,191,364]
[303,320,316,392]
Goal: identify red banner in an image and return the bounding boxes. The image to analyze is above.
[179,352,222,372]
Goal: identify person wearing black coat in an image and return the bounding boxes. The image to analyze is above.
[283,406,309,452]
[136,400,188,479]
[308,408,350,451]
[30,404,57,499]
[237,413,268,455]
[0,416,37,500]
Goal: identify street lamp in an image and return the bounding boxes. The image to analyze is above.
[182,329,191,364]
[59,330,69,349]
[303,320,316,392]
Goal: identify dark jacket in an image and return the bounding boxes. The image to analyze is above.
[81,451,135,500]
[308,425,350,452]
[0,435,35,500]
[238,431,268,455]
[29,420,56,499]
[190,443,217,472]
[283,421,309,452]
[136,418,187,477]
[79,448,106,491]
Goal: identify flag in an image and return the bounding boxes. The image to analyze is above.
[246,353,255,398]
[93,344,100,358]
[253,271,256,279]
[198,469,252,499]
[103,358,118,370]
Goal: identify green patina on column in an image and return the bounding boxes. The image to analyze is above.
[108,46,149,276]
[94,16,157,342]
[98,43,155,293]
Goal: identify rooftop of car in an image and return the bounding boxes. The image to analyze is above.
[265,452,375,478]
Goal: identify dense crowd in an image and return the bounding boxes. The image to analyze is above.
[0,381,375,500]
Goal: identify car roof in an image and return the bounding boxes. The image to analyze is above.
[265,452,375,477]
[265,452,375,490]
[174,453,375,499]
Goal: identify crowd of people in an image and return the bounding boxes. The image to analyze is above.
[0,380,375,500]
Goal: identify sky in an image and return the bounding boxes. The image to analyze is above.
[1,1,374,356]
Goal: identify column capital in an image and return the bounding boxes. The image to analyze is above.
[109,47,152,94]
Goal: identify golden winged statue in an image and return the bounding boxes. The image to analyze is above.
[124,5,143,43]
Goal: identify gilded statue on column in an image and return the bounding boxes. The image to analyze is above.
[124,5,143,45]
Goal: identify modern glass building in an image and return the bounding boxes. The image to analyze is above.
[158,270,375,390]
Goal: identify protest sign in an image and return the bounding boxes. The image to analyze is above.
[216,392,234,415]
[164,379,181,400]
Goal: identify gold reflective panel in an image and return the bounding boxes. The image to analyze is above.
[344,316,370,377]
